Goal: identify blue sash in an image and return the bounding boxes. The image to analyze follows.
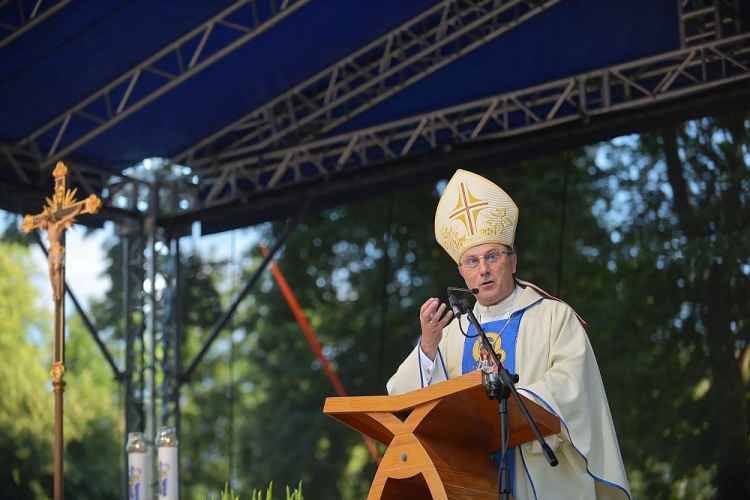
[461,311,526,496]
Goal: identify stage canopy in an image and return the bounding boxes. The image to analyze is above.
[2,0,749,234]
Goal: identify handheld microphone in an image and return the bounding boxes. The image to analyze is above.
[447,286,479,294]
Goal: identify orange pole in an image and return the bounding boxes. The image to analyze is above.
[259,243,382,463]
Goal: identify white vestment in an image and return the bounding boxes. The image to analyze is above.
[387,280,631,500]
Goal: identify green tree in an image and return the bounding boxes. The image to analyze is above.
[590,112,750,498]
[0,243,53,498]
[0,240,123,498]
[63,314,124,498]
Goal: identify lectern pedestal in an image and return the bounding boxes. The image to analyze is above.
[324,371,560,499]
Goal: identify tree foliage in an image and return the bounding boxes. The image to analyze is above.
[590,113,750,498]
[0,241,122,498]
[1,111,747,499]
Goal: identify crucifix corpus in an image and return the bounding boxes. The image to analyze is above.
[21,161,102,500]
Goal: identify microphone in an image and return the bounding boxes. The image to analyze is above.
[447,292,465,317]
[447,286,477,316]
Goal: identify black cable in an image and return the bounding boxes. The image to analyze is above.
[457,314,479,338]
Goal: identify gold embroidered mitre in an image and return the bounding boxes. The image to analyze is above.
[434,169,518,263]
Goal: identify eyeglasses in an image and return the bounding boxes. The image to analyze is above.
[459,250,514,269]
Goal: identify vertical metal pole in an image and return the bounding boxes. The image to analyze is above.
[161,234,182,430]
[53,374,65,500]
[122,234,133,500]
[53,234,67,500]
[172,236,182,500]
[159,229,183,500]
[161,236,173,427]
[122,226,147,499]
[146,191,158,500]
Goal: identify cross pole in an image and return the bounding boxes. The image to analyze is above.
[22,162,102,500]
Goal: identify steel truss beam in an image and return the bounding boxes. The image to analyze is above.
[121,225,146,499]
[0,0,73,49]
[122,226,146,433]
[174,0,562,168]
[164,33,750,214]
[0,142,152,219]
[677,0,743,48]
[14,0,310,170]
[159,236,182,431]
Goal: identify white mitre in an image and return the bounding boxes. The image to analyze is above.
[434,169,519,263]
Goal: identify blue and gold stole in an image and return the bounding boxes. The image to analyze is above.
[461,310,526,496]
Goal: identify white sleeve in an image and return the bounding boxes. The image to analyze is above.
[418,345,437,385]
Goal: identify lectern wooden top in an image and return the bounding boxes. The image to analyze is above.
[324,370,560,451]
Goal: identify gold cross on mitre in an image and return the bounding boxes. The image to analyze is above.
[448,182,488,235]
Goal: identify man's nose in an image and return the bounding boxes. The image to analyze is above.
[477,257,490,273]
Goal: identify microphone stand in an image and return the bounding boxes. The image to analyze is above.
[452,294,558,500]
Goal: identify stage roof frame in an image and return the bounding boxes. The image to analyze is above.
[1,0,748,233]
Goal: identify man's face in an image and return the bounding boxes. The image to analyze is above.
[457,243,517,306]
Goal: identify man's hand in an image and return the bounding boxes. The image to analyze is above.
[419,297,453,361]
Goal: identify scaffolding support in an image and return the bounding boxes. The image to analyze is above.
[121,222,146,500]
[13,0,311,170]
[163,33,750,211]
[173,0,562,167]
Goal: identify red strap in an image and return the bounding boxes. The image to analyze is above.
[260,243,382,464]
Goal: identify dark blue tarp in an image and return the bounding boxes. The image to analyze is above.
[0,0,678,172]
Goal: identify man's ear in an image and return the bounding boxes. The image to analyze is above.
[510,253,517,274]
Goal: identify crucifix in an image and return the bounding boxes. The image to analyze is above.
[22,161,102,500]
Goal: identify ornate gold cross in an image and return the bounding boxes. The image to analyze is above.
[21,161,102,500]
[449,182,488,236]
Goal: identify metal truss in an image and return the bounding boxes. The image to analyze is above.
[164,32,750,212]
[677,0,743,47]
[173,0,563,168]
[0,0,73,49]
[13,0,310,170]
[117,169,186,497]
[121,224,147,440]
[159,236,182,432]
[0,141,153,219]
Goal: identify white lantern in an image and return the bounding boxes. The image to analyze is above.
[156,426,179,500]
[126,432,149,500]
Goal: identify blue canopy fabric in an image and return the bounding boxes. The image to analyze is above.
[2,0,747,231]
[0,0,678,169]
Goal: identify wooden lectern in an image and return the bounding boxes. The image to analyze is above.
[324,371,560,499]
